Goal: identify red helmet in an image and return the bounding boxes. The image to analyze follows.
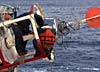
[4,13,11,20]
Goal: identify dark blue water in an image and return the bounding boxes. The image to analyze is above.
[1,0,100,72]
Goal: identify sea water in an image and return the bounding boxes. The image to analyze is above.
[1,0,100,72]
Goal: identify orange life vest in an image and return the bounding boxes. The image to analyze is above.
[39,28,56,49]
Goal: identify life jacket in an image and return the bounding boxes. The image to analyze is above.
[39,27,56,49]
